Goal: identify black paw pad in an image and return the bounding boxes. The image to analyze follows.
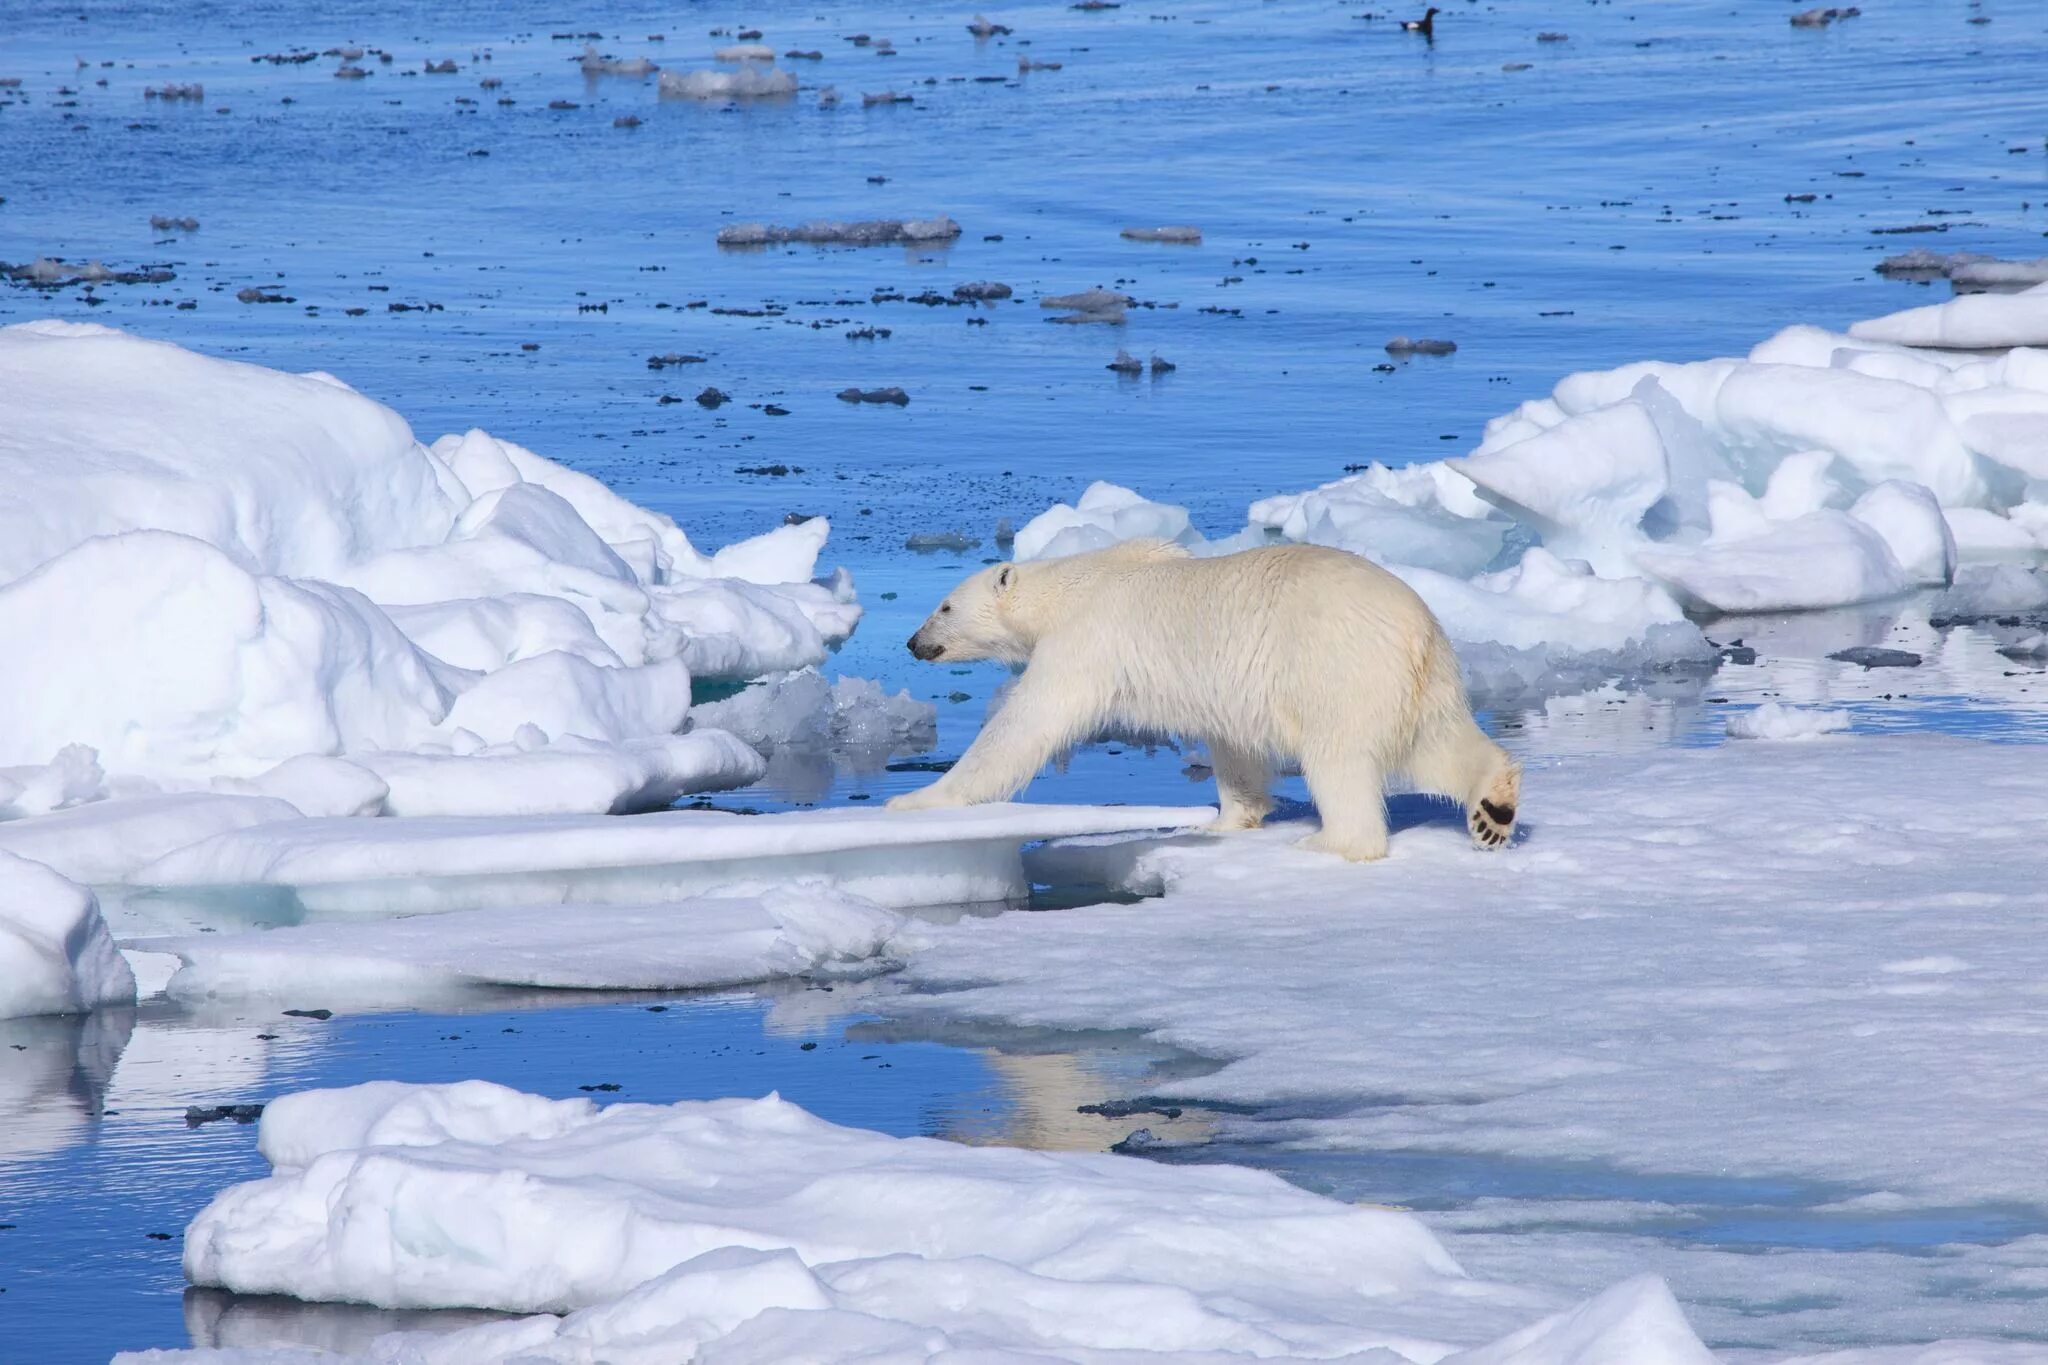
[1478,798,1516,827]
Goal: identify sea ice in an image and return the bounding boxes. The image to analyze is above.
[157,1078,1720,1360]
[691,668,936,756]
[142,884,902,1004]
[1849,282,2048,351]
[0,851,135,1019]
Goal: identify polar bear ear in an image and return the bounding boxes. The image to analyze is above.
[995,565,1015,593]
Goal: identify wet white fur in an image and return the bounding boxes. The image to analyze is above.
[889,539,1520,860]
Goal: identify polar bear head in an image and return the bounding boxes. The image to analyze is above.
[907,563,1027,664]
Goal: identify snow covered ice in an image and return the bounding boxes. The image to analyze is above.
[135,1077,1739,1362]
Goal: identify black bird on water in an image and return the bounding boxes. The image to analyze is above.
[1400,7,1439,36]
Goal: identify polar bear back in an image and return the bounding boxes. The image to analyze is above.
[1021,541,1464,760]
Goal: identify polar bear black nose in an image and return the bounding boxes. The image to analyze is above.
[908,632,946,661]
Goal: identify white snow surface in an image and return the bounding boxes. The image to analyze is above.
[153,1077,1740,1363]
[899,738,2048,1211]
[0,323,861,802]
[1848,281,2048,351]
[0,851,135,1018]
[140,884,902,1003]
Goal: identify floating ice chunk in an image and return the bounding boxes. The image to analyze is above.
[132,802,1208,917]
[1119,225,1201,244]
[0,793,301,885]
[706,514,831,585]
[1951,259,2048,290]
[903,530,979,552]
[1849,281,2048,351]
[147,884,900,1004]
[713,43,775,62]
[1011,481,1198,561]
[952,280,1011,301]
[0,322,458,584]
[714,216,960,246]
[1726,702,1851,741]
[353,730,763,818]
[1040,287,1132,313]
[1450,400,1668,578]
[1941,383,2048,481]
[1438,1274,1716,1365]
[657,66,797,99]
[967,14,1014,36]
[179,1081,1465,1321]
[1848,480,1956,588]
[1386,335,1458,356]
[1931,563,2048,619]
[0,852,135,1019]
[0,745,106,821]
[692,669,935,756]
[576,45,658,76]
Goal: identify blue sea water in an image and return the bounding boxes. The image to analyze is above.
[4,0,2048,1356]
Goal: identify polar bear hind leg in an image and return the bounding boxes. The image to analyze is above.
[1405,714,1520,850]
[1202,740,1274,832]
[1296,744,1390,862]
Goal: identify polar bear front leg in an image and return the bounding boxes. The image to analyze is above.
[1297,748,1390,862]
[1202,741,1273,832]
[888,661,1102,811]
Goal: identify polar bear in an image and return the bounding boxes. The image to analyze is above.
[888,539,1520,860]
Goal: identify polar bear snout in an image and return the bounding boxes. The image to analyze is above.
[908,630,946,661]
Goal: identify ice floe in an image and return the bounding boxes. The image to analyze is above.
[141,884,902,1004]
[144,1077,1734,1361]
[1724,700,1851,740]
[0,851,135,1019]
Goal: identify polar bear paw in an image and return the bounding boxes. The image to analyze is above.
[887,785,960,813]
[1468,765,1520,849]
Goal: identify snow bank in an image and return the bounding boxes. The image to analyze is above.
[130,802,1211,917]
[0,324,862,805]
[144,884,901,1003]
[165,1078,1720,1360]
[0,792,301,884]
[0,851,135,1018]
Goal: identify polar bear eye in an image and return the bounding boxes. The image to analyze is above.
[940,603,952,613]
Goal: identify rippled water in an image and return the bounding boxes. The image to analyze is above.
[4,0,2048,1356]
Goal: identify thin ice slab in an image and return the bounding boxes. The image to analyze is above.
[125,802,1212,922]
